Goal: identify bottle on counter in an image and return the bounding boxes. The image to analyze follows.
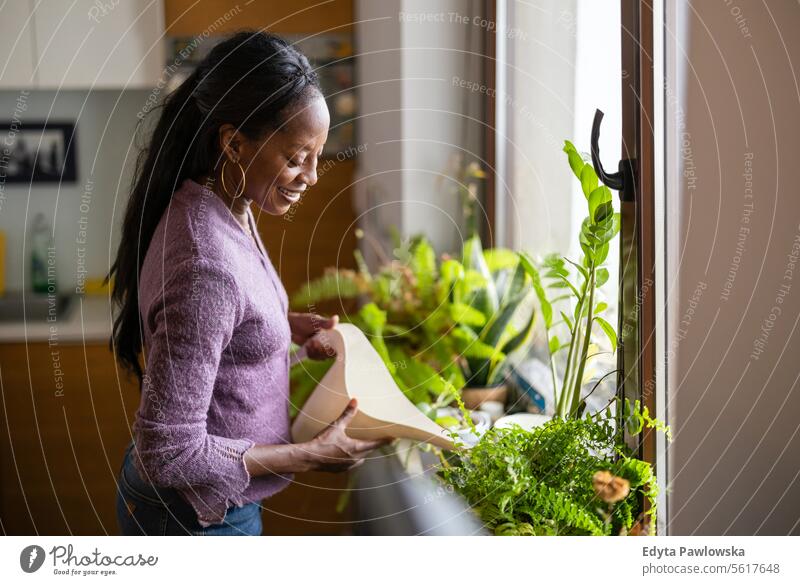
[31,213,55,294]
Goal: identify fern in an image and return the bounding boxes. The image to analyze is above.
[520,483,607,536]
[439,418,659,536]
[291,270,361,309]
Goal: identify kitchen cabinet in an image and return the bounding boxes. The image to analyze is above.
[0,342,140,534]
[164,0,353,36]
[0,340,353,535]
[0,0,165,89]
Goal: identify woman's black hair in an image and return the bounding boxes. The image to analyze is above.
[107,30,321,385]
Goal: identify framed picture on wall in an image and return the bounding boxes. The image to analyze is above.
[1,121,78,184]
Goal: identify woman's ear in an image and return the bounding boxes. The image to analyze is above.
[218,123,242,162]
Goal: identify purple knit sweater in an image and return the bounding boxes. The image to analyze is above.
[132,177,293,528]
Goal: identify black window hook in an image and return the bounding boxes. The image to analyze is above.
[591,109,635,201]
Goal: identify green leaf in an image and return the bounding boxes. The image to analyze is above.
[595,242,610,264]
[451,327,495,359]
[560,311,574,334]
[289,358,335,417]
[463,236,490,280]
[440,259,466,303]
[593,200,614,224]
[357,302,386,333]
[564,258,588,282]
[597,212,622,243]
[480,292,526,348]
[594,316,617,352]
[580,164,598,197]
[588,186,606,221]
[596,268,610,287]
[567,150,584,179]
[463,236,499,317]
[502,310,537,355]
[518,252,552,329]
[450,302,487,328]
[354,303,394,369]
[548,335,560,355]
[501,261,527,305]
[483,248,520,272]
[388,345,446,404]
[291,271,360,308]
[557,274,581,299]
[563,141,585,179]
[411,238,437,295]
[594,301,608,314]
[353,249,372,283]
[436,416,461,428]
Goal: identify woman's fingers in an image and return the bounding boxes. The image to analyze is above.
[321,314,339,329]
[306,338,335,360]
[333,398,358,427]
[350,438,392,453]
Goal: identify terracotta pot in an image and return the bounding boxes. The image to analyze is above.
[461,384,508,410]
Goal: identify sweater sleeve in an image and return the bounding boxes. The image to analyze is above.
[132,257,255,528]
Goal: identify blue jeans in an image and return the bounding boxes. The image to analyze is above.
[116,441,262,536]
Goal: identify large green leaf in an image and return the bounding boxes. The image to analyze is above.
[452,327,499,359]
[463,235,499,315]
[518,252,553,330]
[440,259,465,304]
[483,248,520,272]
[580,164,598,198]
[501,310,537,355]
[501,261,527,306]
[450,302,488,328]
[596,268,610,287]
[563,141,585,179]
[388,345,442,404]
[588,186,612,222]
[481,291,527,349]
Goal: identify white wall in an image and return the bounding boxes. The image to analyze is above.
[353,0,405,265]
[354,0,486,258]
[0,90,149,293]
[400,0,485,253]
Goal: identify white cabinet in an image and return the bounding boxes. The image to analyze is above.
[0,1,37,87]
[0,0,165,89]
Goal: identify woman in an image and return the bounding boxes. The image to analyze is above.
[108,31,388,536]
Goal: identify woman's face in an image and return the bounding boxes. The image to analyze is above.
[221,91,330,215]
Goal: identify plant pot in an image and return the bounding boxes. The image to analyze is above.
[461,384,508,410]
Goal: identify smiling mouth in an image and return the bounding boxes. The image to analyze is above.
[277,186,303,204]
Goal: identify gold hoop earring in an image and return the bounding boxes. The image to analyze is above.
[221,159,247,199]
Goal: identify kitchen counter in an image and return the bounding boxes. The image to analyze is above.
[0,295,114,344]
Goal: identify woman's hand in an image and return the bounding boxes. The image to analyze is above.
[288,311,338,360]
[303,398,392,472]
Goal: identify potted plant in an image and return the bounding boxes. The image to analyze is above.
[443,235,536,409]
[436,140,671,535]
[438,408,664,535]
[290,232,537,413]
[517,140,621,419]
